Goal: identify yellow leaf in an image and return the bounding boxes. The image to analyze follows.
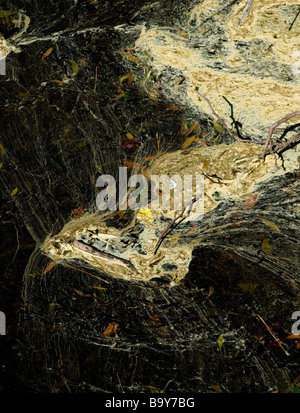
[116,88,125,99]
[210,384,223,393]
[120,71,134,86]
[217,334,224,351]
[41,47,53,61]
[261,238,272,254]
[92,286,107,291]
[50,79,63,86]
[73,289,91,297]
[0,142,4,157]
[202,160,210,169]
[69,59,79,76]
[181,135,197,149]
[10,187,18,196]
[261,219,280,233]
[103,322,119,337]
[119,51,140,65]
[0,10,15,18]
[126,132,135,140]
[207,286,214,298]
[213,119,224,133]
[40,261,56,276]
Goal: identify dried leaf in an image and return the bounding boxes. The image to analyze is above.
[73,289,91,297]
[121,137,141,151]
[126,132,135,140]
[243,193,258,210]
[185,121,199,137]
[285,334,300,340]
[120,71,134,86]
[261,238,272,254]
[41,47,53,62]
[71,205,85,220]
[213,119,224,133]
[202,160,210,169]
[50,79,63,86]
[116,88,125,99]
[144,152,167,161]
[207,286,214,298]
[119,50,140,65]
[181,135,197,149]
[41,261,56,276]
[0,10,15,18]
[148,87,160,102]
[210,384,223,393]
[69,59,79,76]
[0,141,4,169]
[103,322,119,337]
[261,218,280,233]
[122,160,142,169]
[10,187,18,197]
[217,334,224,351]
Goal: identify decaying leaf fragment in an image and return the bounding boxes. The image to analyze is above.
[41,47,53,62]
[261,238,272,254]
[261,219,280,233]
[103,322,119,337]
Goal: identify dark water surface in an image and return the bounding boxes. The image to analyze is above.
[0,1,299,393]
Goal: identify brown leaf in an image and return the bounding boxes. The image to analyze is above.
[261,218,280,233]
[285,334,300,340]
[103,322,119,337]
[71,205,85,220]
[261,238,272,254]
[40,261,56,276]
[73,289,91,297]
[121,137,141,151]
[41,47,53,62]
[144,152,167,161]
[243,193,258,210]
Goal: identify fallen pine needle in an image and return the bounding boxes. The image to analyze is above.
[253,311,289,356]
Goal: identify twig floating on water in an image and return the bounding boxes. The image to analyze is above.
[289,6,300,31]
[261,111,300,159]
[154,197,197,255]
[195,90,240,141]
[237,0,253,26]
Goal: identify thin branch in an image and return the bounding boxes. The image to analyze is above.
[154,197,197,255]
[195,90,240,141]
[94,66,98,93]
[253,311,290,356]
[275,132,300,154]
[237,0,253,26]
[289,6,300,31]
[261,111,300,158]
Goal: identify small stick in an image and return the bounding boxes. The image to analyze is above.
[237,0,253,26]
[154,197,197,254]
[94,66,98,92]
[261,111,300,158]
[289,6,300,31]
[275,132,300,154]
[253,311,289,356]
[195,90,240,141]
